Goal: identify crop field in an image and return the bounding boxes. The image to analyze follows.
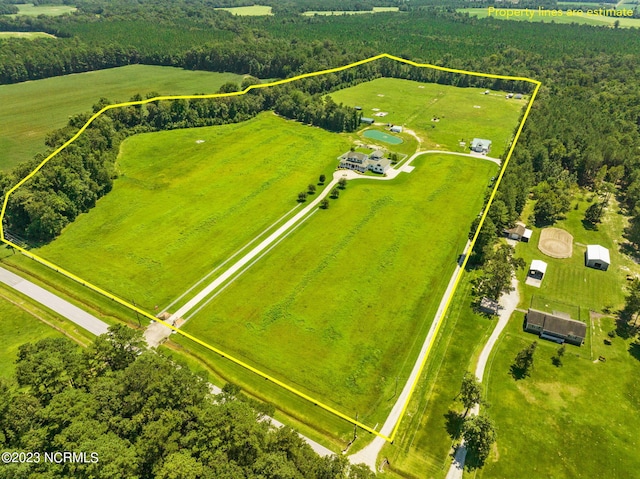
[214,5,273,15]
[29,113,349,310]
[459,7,640,27]
[0,66,245,170]
[7,3,76,16]
[329,78,525,158]
[182,153,497,424]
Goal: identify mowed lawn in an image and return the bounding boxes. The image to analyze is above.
[0,32,56,39]
[515,193,638,313]
[183,153,497,424]
[33,113,349,309]
[477,313,640,478]
[329,78,525,157]
[0,66,245,169]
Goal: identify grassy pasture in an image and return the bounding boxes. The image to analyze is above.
[329,78,524,158]
[7,3,76,16]
[460,7,640,27]
[302,7,400,15]
[31,113,349,310]
[0,31,56,39]
[515,193,639,313]
[215,5,273,15]
[182,153,497,426]
[477,312,640,478]
[0,66,245,170]
[0,285,74,379]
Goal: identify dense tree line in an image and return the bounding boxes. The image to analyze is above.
[0,325,374,478]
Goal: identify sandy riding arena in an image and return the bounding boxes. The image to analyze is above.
[538,227,573,259]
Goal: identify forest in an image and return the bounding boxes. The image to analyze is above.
[0,325,374,478]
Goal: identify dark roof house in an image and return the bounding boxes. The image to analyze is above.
[524,308,586,346]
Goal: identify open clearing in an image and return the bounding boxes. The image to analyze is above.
[479,313,640,478]
[7,73,528,439]
[302,7,400,16]
[29,113,349,310]
[460,7,640,27]
[0,32,56,39]
[329,78,524,158]
[7,3,76,16]
[0,66,245,170]
[182,153,497,425]
[214,5,273,15]
[0,288,66,379]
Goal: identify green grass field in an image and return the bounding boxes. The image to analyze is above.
[476,312,640,478]
[30,113,349,310]
[214,5,272,15]
[515,193,639,313]
[8,3,76,16]
[0,287,70,379]
[182,153,497,426]
[0,32,56,39]
[302,7,400,16]
[0,66,245,170]
[329,78,525,158]
[459,7,640,27]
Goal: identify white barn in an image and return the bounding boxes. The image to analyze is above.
[586,245,610,271]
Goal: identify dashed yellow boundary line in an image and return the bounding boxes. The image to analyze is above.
[0,53,540,443]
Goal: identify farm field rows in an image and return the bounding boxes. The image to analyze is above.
[0,66,245,170]
[329,78,524,157]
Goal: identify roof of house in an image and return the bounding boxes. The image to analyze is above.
[527,308,587,339]
[586,244,610,264]
[523,228,533,239]
[530,259,548,274]
[471,138,492,149]
[505,224,526,237]
[370,149,385,159]
[360,117,374,123]
[344,151,368,163]
[373,159,391,169]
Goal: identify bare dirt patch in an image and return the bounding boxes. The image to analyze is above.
[538,227,573,259]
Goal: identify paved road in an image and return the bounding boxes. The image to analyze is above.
[0,265,332,458]
[445,276,520,479]
[0,266,109,336]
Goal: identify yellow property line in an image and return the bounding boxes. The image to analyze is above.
[0,53,540,443]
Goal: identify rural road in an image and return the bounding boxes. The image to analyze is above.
[349,239,473,470]
[0,265,333,458]
[445,276,520,479]
[172,148,500,325]
[0,266,109,336]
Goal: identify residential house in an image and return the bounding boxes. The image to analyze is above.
[524,308,586,346]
